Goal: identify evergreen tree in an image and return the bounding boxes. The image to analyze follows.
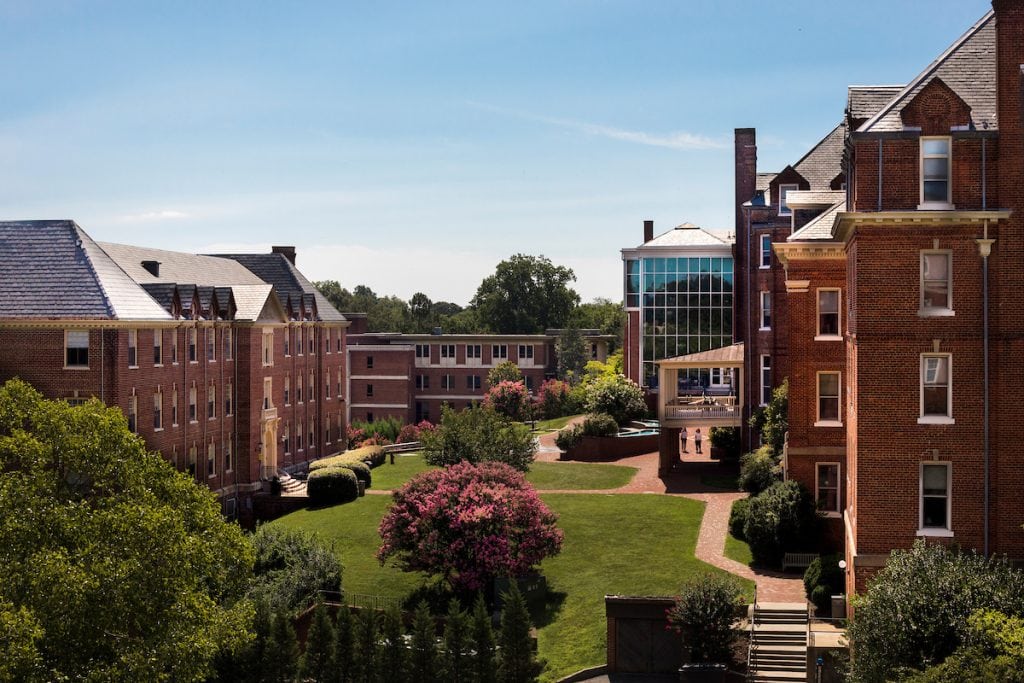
[441,600,471,683]
[332,606,355,683]
[379,606,408,683]
[353,609,380,683]
[263,609,299,683]
[497,583,541,683]
[300,601,336,683]
[409,601,439,683]
[470,593,497,683]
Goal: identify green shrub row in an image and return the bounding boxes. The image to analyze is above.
[307,466,360,506]
[554,424,584,451]
[309,445,385,472]
[803,554,844,612]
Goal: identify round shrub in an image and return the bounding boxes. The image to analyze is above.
[583,375,646,426]
[343,461,372,489]
[307,466,359,506]
[743,480,817,567]
[666,573,745,663]
[554,424,583,451]
[581,413,619,437]
[804,554,844,613]
[728,498,749,541]
[738,447,777,495]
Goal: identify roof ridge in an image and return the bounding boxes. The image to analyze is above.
[790,121,845,172]
[858,9,995,133]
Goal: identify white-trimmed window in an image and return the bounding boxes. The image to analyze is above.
[153,389,163,430]
[262,378,272,411]
[817,289,841,338]
[816,372,841,426]
[440,344,455,359]
[337,368,343,398]
[283,423,290,454]
[309,329,315,355]
[262,330,274,366]
[442,374,454,390]
[309,370,315,402]
[127,329,138,368]
[760,292,771,330]
[760,234,772,268]
[920,251,953,314]
[207,441,216,478]
[225,381,233,416]
[189,383,198,422]
[919,462,951,534]
[224,327,233,360]
[492,344,508,360]
[816,463,840,516]
[188,328,197,363]
[518,345,534,361]
[415,344,429,359]
[778,183,799,217]
[467,344,482,359]
[467,375,481,390]
[171,386,178,426]
[416,375,429,390]
[325,330,332,354]
[297,327,303,356]
[309,418,315,452]
[207,382,216,420]
[65,330,89,368]
[760,355,772,406]
[284,329,291,356]
[171,331,179,364]
[920,137,952,208]
[297,376,303,403]
[207,328,216,362]
[128,391,138,433]
[920,354,953,424]
[224,440,233,473]
[153,330,163,365]
[284,377,290,405]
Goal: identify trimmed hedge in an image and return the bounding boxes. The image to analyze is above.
[554,424,584,451]
[344,460,372,489]
[307,466,359,506]
[728,498,749,541]
[581,413,619,437]
[308,445,385,472]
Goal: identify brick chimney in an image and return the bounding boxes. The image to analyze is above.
[994,0,1024,212]
[272,246,296,265]
[734,128,757,231]
[643,220,654,243]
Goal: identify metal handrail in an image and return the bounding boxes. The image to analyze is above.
[745,585,758,682]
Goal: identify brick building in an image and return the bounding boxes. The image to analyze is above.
[0,220,349,521]
[772,3,1024,596]
[345,317,613,424]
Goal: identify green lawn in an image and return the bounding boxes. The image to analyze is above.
[723,499,754,566]
[270,490,752,682]
[370,453,434,490]
[527,414,581,432]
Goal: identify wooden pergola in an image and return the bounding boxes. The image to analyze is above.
[656,342,744,430]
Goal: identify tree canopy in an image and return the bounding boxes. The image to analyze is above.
[0,379,254,682]
[471,254,580,334]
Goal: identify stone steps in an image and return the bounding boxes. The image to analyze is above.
[749,604,808,683]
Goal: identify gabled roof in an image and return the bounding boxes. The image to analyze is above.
[231,284,278,321]
[785,190,846,210]
[859,10,996,133]
[99,242,265,286]
[214,253,346,322]
[792,123,845,190]
[634,223,730,248]
[788,200,846,242]
[658,342,744,367]
[756,173,776,195]
[847,85,904,122]
[0,220,171,320]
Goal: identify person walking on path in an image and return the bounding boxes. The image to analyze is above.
[694,428,703,454]
[679,427,688,454]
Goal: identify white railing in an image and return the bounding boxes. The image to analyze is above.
[664,401,739,421]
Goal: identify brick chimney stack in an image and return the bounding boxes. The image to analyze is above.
[643,220,654,243]
[272,246,297,265]
[734,128,757,232]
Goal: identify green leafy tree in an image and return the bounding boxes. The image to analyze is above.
[666,574,745,663]
[470,593,497,683]
[569,297,626,351]
[421,405,536,471]
[848,541,1024,682]
[353,609,380,683]
[749,379,788,457]
[0,379,253,682]
[583,374,646,425]
[263,609,300,683]
[441,600,471,683]
[743,480,818,567]
[409,601,439,683]
[300,600,336,683]
[379,606,408,683]
[333,605,355,683]
[472,254,580,333]
[0,600,43,682]
[737,446,778,495]
[249,525,343,612]
[906,609,1024,682]
[496,582,542,683]
[487,360,524,387]
[555,327,587,384]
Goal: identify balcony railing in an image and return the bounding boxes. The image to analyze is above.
[664,396,739,421]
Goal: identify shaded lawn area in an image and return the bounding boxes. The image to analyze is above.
[527,414,582,432]
[535,494,753,681]
[723,499,754,566]
[367,454,636,492]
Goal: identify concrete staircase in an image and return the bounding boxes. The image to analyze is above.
[748,602,808,683]
[276,469,307,496]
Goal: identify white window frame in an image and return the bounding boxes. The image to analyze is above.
[189,383,198,423]
[492,344,508,360]
[128,392,138,433]
[207,441,216,478]
[919,250,954,316]
[207,327,216,363]
[815,462,841,517]
[309,370,315,403]
[188,327,198,363]
[261,329,274,367]
[284,377,290,406]
[224,440,233,473]
[815,371,842,427]
[171,386,178,427]
[171,330,179,365]
[760,355,772,406]
[153,389,163,431]
[778,183,799,217]
[759,291,771,330]
[918,461,953,536]
[759,234,772,269]
[64,329,90,369]
[127,329,138,368]
[225,381,233,416]
[919,353,954,424]
[153,329,163,366]
[442,374,454,390]
[919,136,953,210]
[224,327,233,360]
[816,288,842,340]
[207,382,216,420]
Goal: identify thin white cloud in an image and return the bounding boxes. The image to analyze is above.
[117,209,191,223]
[467,101,727,150]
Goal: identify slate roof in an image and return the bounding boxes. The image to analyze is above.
[788,201,846,242]
[756,173,776,195]
[214,253,347,322]
[847,85,904,121]
[231,285,276,321]
[793,123,846,190]
[859,10,996,133]
[99,242,264,286]
[659,342,744,366]
[0,220,171,320]
[635,223,731,248]
[785,190,846,209]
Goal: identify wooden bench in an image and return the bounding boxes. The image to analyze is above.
[782,552,819,573]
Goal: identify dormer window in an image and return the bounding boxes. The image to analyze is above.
[778,184,799,217]
[920,137,952,209]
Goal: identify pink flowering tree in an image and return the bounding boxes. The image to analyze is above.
[377,461,563,592]
[396,419,437,444]
[537,379,571,419]
[483,380,529,421]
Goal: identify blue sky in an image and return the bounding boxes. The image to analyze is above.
[0,0,991,304]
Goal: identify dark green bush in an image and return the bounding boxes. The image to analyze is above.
[709,427,741,458]
[811,585,831,613]
[554,424,584,451]
[738,447,777,495]
[804,554,844,613]
[342,461,372,489]
[581,413,619,437]
[728,498,749,541]
[307,466,359,506]
[743,480,817,567]
[666,573,745,663]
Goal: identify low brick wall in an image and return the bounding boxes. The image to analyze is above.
[563,433,660,461]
